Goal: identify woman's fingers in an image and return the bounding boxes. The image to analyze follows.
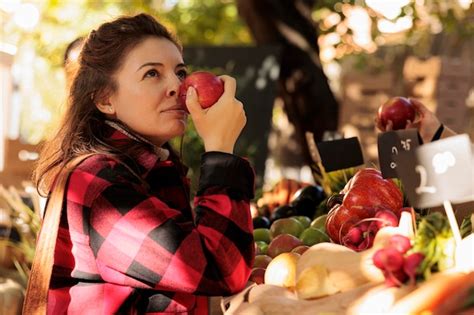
[185,87,205,119]
[218,75,237,99]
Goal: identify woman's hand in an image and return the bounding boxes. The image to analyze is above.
[405,98,442,143]
[186,75,246,154]
[375,98,455,143]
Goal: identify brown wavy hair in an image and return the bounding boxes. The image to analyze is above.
[34,13,182,196]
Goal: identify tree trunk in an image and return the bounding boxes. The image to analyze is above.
[237,0,340,168]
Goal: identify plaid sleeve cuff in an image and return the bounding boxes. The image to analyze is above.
[197,152,255,199]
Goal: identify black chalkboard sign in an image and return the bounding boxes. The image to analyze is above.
[316,137,364,172]
[377,129,420,179]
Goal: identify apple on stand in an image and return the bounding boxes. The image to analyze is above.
[249,267,266,285]
[178,71,224,112]
[377,97,416,130]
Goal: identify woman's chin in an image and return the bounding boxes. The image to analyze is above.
[168,124,187,139]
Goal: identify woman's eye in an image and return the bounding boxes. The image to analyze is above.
[144,69,159,78]
[177,69,187,80]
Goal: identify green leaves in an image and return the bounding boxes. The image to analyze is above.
[413,212,456,279]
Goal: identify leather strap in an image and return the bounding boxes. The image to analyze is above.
[430,124,444,142]
[23,154,94,315]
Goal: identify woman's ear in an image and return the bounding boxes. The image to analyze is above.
[96,102,115,115]
[95,91,115,115]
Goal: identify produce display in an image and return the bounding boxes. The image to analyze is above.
[325,168,403,249]
[222,95,474,314]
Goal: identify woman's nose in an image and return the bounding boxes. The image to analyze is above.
[167,75,181,97]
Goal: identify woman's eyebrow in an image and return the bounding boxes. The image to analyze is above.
[136,62,163,72]
[136,62,187,71]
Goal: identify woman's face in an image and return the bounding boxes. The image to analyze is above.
[104,37,188,146]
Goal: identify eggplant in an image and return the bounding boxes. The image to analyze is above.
[292,185,326,205]
[291,197,317,218]
[252,216,271,229]
[270,204,297,222]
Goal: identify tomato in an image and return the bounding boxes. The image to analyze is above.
[325,168,403,246]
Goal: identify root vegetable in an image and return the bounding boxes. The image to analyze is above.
[388,271,474,314]
[347,283,416,314]
[295,212,414,299]
[373,248,404,271]
[403,252,425,283]
[264,252,300,289]
[388,234,412,254]
[295,242,384,299]
[296,265,339,299]
[374,210,399,229]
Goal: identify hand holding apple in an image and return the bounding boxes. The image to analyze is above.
[178,71,224,112]
[184,75,246,154]
[376,97,456,143]
[377,97,416,131]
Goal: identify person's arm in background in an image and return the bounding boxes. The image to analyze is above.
[376,98,457,143]
[406,99,456,143]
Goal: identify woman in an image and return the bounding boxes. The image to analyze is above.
[34,13,254,314]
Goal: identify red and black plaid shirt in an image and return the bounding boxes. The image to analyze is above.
[47,126,255,314]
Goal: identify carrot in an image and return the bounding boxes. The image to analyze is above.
[389,271,474,314]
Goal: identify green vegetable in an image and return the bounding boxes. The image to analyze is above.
[392,178,410,208]
[460,214,473,238]
[326,168,356,193]
[312,168,358,218]
[412,212,456,279]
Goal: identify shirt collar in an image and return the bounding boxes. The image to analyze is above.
[104,120,172,177]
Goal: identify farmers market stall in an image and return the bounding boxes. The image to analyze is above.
[220,120,474,314]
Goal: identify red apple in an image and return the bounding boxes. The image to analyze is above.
[267,234,304,258]
[178,71,224,112]
[249,267,266,284]
[291,245,310,255]
[377,97,416,130]
[253,255,272,269]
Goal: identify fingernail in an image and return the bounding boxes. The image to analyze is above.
[187,87,194,96]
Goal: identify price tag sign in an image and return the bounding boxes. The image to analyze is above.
[377,129,420,179]
[395,134,473,208]
[316,137,364,172]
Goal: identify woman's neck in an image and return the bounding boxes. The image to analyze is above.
[104,119,169,160]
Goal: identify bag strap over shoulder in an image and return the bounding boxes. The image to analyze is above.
[23,154,95,315]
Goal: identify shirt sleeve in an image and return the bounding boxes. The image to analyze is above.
[87,152,255,296]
